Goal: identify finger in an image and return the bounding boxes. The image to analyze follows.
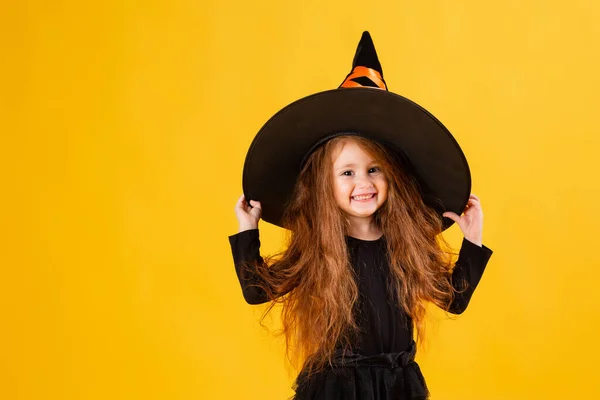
[442,212,460,223]
[236,195,254,214]
[235,194,246,210]
[249,201,263,218]
[467,197,481,207]
[250,207,262,217]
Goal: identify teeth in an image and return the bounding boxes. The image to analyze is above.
[352,194,374,201]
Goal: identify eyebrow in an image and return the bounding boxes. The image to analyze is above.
[335,163,358,169]
[334,162,379,171]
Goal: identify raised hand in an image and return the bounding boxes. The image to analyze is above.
[234,194,262,232]
[443,194,484,247]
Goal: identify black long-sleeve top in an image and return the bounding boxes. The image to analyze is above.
[228,229,493,355]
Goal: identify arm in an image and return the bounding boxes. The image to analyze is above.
[442,193,492,313]
[228,228,272,305]
[447,238,493,314]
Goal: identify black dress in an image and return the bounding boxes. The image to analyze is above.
[228,229,493,400]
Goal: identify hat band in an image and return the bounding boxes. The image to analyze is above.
[340,66,387,90]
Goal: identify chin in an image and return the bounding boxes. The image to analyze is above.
[349,209,379,218]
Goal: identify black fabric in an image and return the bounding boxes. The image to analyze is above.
[293,341,428,400]
[351,31,384,78]
[242,87,472,230]
[242,31,471,231]
[350,76,382,88]
[228,229,493,398]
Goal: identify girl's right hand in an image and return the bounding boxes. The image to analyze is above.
[234,194,262,232]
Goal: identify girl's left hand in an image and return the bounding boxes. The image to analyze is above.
[443,194,484,247]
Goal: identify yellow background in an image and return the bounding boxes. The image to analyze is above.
[2,1,600,399]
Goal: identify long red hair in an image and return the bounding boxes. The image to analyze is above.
[250,135,456,374]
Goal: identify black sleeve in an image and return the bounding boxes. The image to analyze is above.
[446,238,493,315]
[228,229,271,305]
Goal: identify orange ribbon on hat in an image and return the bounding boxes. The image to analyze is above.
[340,66,387,90]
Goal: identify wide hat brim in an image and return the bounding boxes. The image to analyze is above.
[243,87,471,231]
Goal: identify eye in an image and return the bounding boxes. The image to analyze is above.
[341,170,354,176]
[369,167,381,173]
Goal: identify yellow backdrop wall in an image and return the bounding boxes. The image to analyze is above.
[2,1,600,399]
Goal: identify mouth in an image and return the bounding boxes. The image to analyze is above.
[351,193,376,201]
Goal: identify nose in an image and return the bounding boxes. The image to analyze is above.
[356,173,375,189]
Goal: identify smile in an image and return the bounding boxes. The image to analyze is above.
[352,193,376,201]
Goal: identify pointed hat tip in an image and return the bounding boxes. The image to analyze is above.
[352,31,383,76]
[359,31,374,46]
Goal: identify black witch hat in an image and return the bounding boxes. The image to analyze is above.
[242,31,471,230]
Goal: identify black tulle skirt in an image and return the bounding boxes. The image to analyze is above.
[292,341,429,400]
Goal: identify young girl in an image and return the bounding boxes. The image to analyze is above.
[228,32,493,400]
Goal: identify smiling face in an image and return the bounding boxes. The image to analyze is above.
[331,138,388,224]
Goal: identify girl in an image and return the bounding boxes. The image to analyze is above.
[228,32,493,400]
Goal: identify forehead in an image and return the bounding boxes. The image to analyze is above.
[331,139,376,165]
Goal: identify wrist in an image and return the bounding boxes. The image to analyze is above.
[238,224,258,233]
[465,236,482,247]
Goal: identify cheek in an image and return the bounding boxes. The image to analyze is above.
[333,180,351,200]
[378,179,389,199]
